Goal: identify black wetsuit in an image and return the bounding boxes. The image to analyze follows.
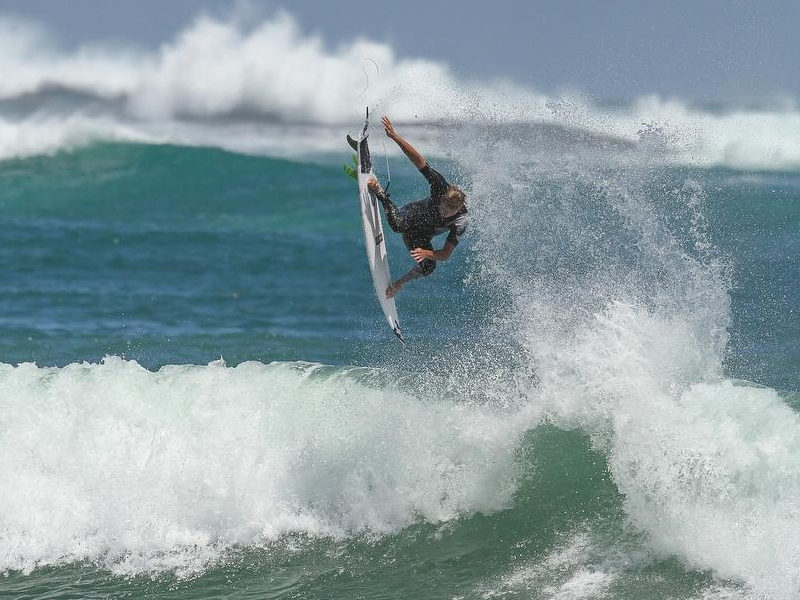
[374,165,468,277]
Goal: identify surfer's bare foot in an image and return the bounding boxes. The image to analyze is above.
[386,282,402,298]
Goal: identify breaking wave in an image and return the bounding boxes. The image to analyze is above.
[0,10,799,170]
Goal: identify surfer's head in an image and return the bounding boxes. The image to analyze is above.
[438,186,466,218]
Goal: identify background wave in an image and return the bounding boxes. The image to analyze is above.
[0,10,799,170]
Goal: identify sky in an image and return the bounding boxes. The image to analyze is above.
[0,0,797,104]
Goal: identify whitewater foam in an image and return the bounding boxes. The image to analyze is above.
[0,358,530,576]
[0,11,799,169]
[479,530,645,600]
[459,126,800,599]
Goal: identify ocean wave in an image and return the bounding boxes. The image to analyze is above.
[0,11,799,170]
[3,7,800,597]
[461,132,800,599]
[0,358,528,576]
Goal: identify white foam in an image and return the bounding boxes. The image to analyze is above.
[695,585,764,600]
[479,531,631,600]
[546,303,800,598]
[0,358,529,576]
[0,114,155,160]
[0,11,799,169]
[459,129,800,598]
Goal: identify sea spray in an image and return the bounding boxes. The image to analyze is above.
[459,122,800,598]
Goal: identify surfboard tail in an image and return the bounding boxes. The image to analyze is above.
[357,108,372,172]
[358,138,371,173]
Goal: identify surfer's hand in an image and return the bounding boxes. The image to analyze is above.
[382,116,398,140]
[410,248,433,263]
[386,281,403,298]
[367,177,383,194]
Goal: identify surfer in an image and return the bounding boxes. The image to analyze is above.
[367,116,467,298]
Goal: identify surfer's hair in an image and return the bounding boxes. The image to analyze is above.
[441,186,466,211]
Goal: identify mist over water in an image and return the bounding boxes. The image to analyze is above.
[1,6,799,600]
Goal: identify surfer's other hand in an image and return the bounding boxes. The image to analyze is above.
[410,248,432,263]
[382,116,398,140]
[367,177,382,194]
[386,281,402,298]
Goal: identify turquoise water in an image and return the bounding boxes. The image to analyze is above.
[0,144,483,368]
[1,139,799,600]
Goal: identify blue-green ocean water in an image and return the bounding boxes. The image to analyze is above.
[1,140,799,600]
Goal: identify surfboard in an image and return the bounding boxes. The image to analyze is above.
[349,110,404,342]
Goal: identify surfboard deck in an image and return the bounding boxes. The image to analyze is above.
[351,110,404,342]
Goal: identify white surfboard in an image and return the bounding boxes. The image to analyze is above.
[352,111,404,342]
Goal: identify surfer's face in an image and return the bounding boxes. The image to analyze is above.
[438,200,460,219]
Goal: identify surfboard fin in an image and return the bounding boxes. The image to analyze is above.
[343,153,358,180]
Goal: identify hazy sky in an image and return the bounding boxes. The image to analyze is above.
[1,0,797,104]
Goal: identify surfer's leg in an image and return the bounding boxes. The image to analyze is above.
[418,255,436,277]
[387,237,434,297]
[376,191,405,232]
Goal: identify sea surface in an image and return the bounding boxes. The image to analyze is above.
[2,10,800,600]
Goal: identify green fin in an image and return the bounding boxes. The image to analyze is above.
[343,164,357,180]
[343,153,358,181]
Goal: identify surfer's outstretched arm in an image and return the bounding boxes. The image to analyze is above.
[382,116,427,170]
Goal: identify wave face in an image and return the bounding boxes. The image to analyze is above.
[1,10,800,170]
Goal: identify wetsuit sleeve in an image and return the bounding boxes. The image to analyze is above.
[445,213,468,246]
[419,164,449,199]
